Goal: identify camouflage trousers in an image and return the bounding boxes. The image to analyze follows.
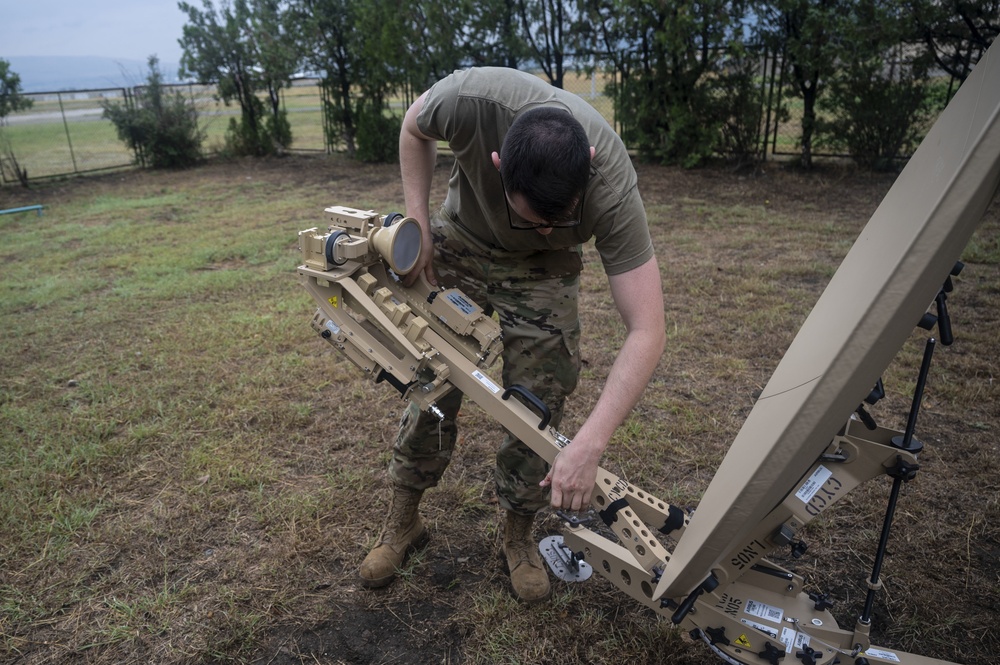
[388,208,583,515]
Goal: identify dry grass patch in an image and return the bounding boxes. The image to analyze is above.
[0,155,997,664]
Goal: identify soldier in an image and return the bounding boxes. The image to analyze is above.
[360,67,666,603]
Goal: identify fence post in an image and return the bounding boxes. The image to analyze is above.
[319,79,332,155]
[761,47,779,162]
[124,87,147,168]
[771,47,789,157]
[57,92,79,173]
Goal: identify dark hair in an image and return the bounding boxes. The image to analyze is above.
[499,107,590,222]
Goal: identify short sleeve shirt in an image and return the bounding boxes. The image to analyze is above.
[416,67,653,276]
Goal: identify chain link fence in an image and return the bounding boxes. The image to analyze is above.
[1,58,913,186]
[0,70,624,185]
[0,80,328,184]
[1,88,135,183]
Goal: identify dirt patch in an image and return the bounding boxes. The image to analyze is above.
[257,600,465,664]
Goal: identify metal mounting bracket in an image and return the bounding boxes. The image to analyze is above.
[539,535,593,582]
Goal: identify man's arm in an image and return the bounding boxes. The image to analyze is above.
[541,255,667,511]
[399,90,438,286]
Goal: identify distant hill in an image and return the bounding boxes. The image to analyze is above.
[5,56,183,93]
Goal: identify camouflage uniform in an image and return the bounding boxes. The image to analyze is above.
[388,209,582,515]
[387,68,653,517]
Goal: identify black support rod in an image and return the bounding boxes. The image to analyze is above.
[860,338,936,624]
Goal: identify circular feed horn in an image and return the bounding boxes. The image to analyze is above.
[370,216,421,274]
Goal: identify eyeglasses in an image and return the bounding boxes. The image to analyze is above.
[500,172,584,231]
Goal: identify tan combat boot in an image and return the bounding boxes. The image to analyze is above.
[359,484,429,588]
[502,511,551,603]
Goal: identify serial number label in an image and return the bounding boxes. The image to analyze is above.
[745,599,783,623]
[472,370,501,394]
[796,466,845,516]
[795,466,833,502]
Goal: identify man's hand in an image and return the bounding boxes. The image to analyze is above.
[399,89,437,288]
[540,256,666,512]
[402,225,437,287]
[540,439,602,511]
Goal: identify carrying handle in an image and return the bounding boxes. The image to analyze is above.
[502,384,552,430]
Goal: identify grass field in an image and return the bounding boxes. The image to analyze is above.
[5,67,844,189]
[0,72,616,183]
[0,154,997,664]
[1,83,331,181]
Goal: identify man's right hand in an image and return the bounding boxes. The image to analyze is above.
[403,225,437,287]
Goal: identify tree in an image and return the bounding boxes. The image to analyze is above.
[516,0,578,88]
[0,59,34,186]
[0,60,33,119]
[102,56,205,169]
[179,0,298,156]
[582,0,750,167]
[467,0,529,70]
[817,0,933,170]
[400,0,527,91]
[576,0,632,87]
[756,0,847,169]
[291,0,368,157]
[401,0,473,89]
[349,0,408,162]
[907,0,999,83]
[294,0,501,162]
[248,0,299,148]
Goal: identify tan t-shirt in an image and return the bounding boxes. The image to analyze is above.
[416,67,654,276]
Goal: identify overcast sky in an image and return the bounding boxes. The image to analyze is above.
[2,0,188,63]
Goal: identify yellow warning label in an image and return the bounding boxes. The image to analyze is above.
[735,634,753,648]
[328,296,339,307]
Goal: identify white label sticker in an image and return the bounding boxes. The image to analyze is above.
[796,465,833,503]
[864,648,901,662]
[740,618,777,638]
[745,599,784,623]
[472,370,501,394]
[325,319,341,335]
[780,627,810,652]
[445,291,478,315]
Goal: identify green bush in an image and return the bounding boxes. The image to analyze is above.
[221,97,291,158]
[102,56,204,169]
[614,75,721,169]
[354,102,401,163]
[817,57,931,171]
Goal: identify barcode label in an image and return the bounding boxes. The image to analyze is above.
[865,648,901,662]
[780,627,810,652]
[472,370,501,394]
[796,465,833,503]
[745,599,783,623]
